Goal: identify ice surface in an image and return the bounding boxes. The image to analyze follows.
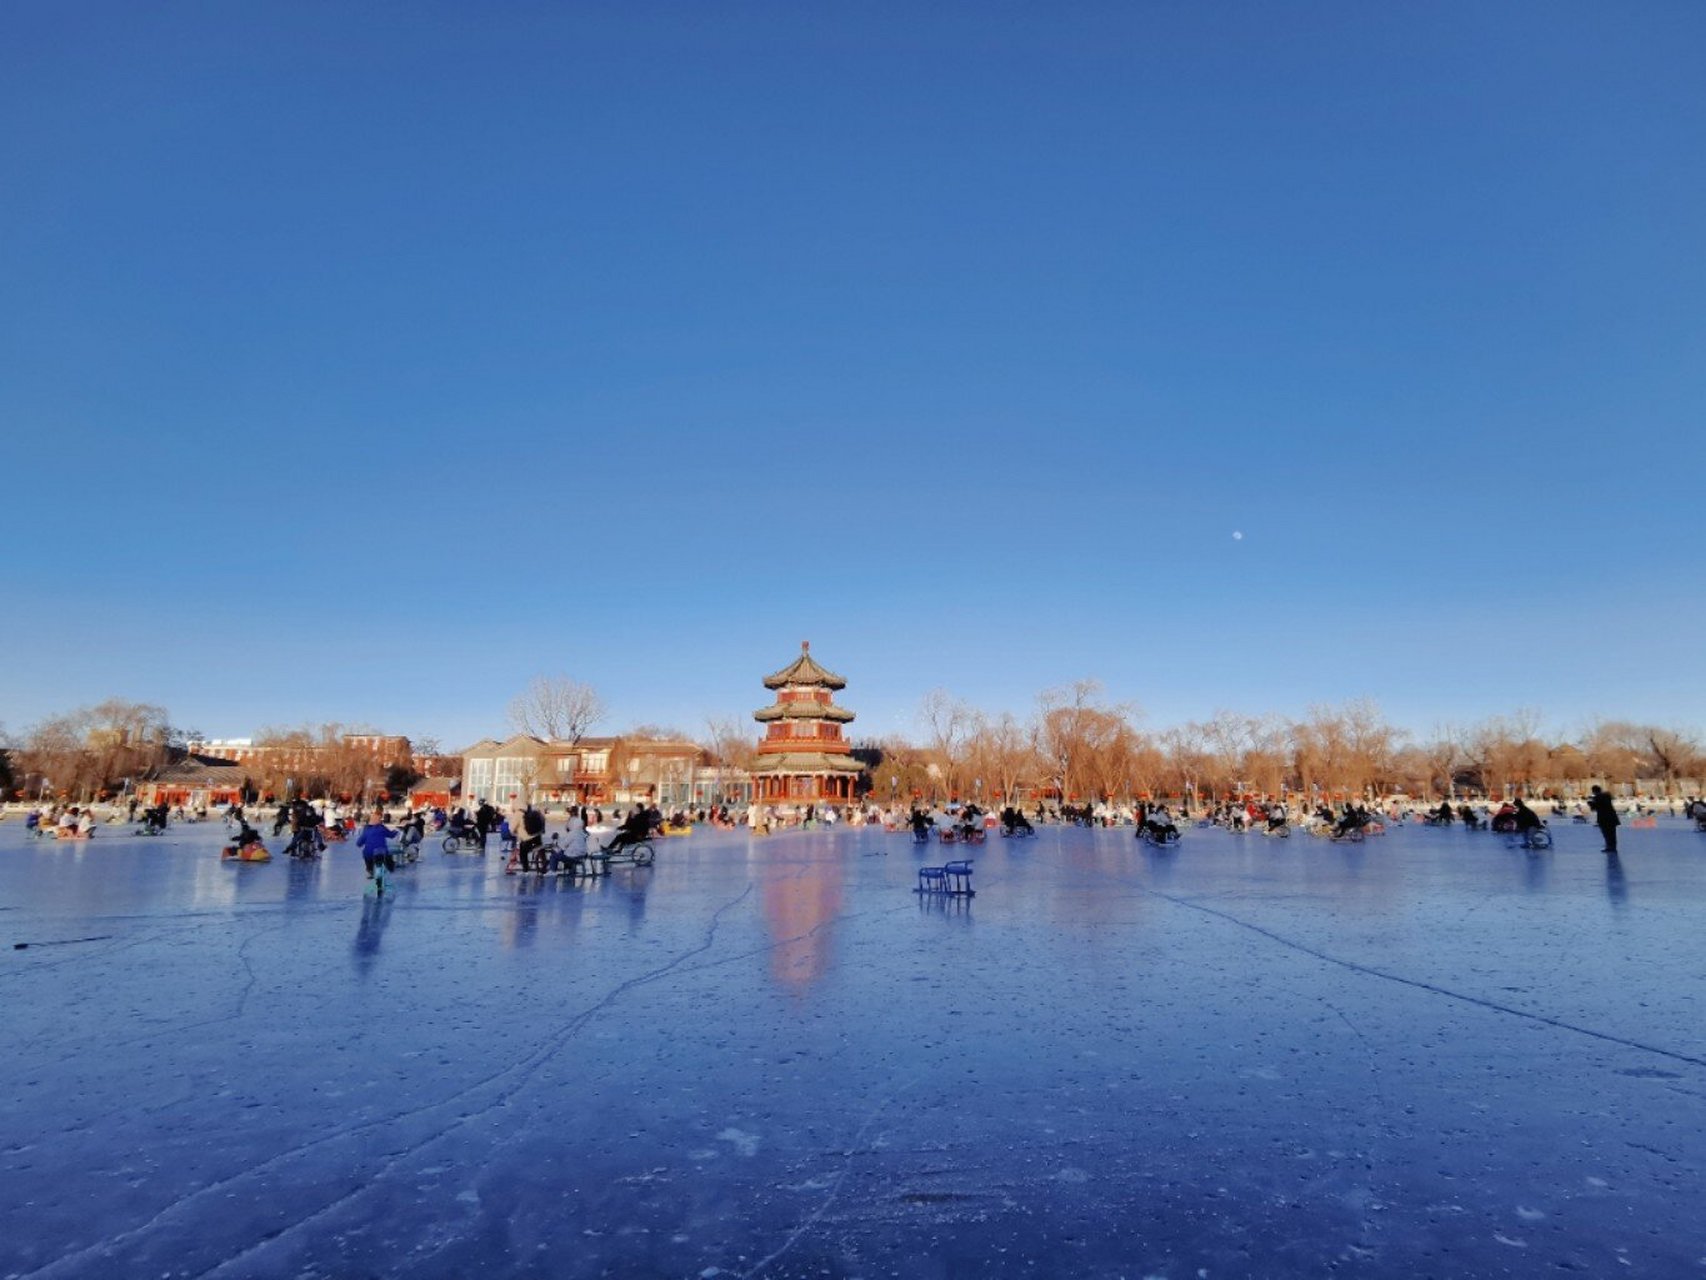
[3,816,1705,1277]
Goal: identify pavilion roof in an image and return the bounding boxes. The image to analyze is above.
[750,752,864,775]
[762,642,846,690]
[753,702,856,724]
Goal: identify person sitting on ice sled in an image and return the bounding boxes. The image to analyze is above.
[230,818,265,854]
[601,807,654,857]
[549,809,591,871]
[1333,804,1369,838]
[1513,798,1543,835]
[957,804,983,840]
[1145,806,1181,843]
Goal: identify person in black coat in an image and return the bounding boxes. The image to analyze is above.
[1588,786,1620,854]
[517,804,546,872]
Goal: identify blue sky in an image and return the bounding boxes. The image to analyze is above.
[2,1,1702,749]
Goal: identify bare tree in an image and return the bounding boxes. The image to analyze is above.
[965,712,1040,808]
[1644,727,1702,797]
[866,736,934,809]
[918,689,977,801]
[1035,680,1133,805]
[1243,715,1290,797]
[1582,720,1646,789]
[703,716,757,805]
[15,700,180,801]
[1161,722,1211,808]
[1343,699,1403,796]
[1201,711,1253,797]
[508,676,606,744]
[622,724,689,742]
[1417,723,1466,799]
[1468,710,1546,797]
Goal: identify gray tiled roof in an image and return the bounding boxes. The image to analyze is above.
[753,703,856,723]
[762,643,847,690]
[751,752,864,775]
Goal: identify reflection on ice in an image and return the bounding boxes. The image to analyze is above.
[758,836,843,996]
[353,895,391,974]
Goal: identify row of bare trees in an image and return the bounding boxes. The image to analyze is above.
[242,725,417,801]
[4,700,192,801]
[859,685,1706,805]
[1,700,431,803]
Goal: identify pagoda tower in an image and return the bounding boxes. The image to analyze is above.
[752,642,862,806]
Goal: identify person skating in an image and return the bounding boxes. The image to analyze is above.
[356,812,397,886]
[1588,786,1620,854]
[474,800,498,850]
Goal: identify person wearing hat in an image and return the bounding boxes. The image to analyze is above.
[1588,786,1620,854]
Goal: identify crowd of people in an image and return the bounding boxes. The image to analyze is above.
[11,789,1701,873]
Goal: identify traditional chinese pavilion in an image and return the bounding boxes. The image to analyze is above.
[752,642,862,806]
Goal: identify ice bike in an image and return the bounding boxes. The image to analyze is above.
[596,836,655,868]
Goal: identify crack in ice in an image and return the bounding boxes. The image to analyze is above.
[17,882,757,1280]
[1150,890,1706,1071]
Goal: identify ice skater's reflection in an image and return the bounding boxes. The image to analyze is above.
[353,895,391,976]
[1140,843,1178,888]
[622,868,651,933]
[500,883,541,950]
[284,857,318,910]
[1605,853,1628,907]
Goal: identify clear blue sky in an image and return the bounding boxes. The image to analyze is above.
[3,1,1702,750]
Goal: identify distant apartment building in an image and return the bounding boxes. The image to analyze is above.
[186,734,412,768]
[459,736,750,810]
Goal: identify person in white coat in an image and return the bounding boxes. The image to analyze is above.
[565,807,590,857]
[548,806,591,872]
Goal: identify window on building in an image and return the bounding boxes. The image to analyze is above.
[493,757,529,801]
[466,758,494,800]
[582,751,608,773]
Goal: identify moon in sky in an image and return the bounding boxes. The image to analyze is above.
[1232,530,1244,541]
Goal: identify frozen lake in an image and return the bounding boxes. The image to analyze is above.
[3,815,1704,1278]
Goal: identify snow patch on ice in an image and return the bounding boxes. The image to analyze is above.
[717,1127,760,1156]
